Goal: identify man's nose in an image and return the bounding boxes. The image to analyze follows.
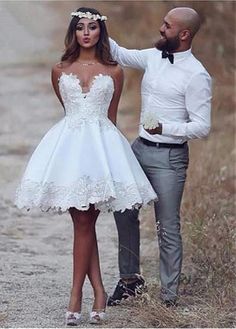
[159,24,165,34]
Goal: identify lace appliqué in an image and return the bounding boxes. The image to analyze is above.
[15,177,155,213]
[65,116,117,131]
[15,72,157,214]
[58,73,116,131]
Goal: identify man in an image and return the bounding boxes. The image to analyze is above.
[108,7,212,307]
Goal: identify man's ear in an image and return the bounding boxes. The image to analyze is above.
[179,29,191,41]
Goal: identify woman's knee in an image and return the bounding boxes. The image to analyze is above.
[71,209,95,231]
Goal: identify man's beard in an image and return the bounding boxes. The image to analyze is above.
[155,34,180,52]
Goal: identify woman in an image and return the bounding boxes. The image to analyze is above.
[15,7,157,325]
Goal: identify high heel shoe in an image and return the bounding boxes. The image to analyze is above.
[89,292,108,324]
[89,310,106,324]
[65,311,82,326]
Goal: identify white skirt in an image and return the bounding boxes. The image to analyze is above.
[15,118,157,213]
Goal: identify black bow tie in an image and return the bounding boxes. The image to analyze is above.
[162,50,174,64]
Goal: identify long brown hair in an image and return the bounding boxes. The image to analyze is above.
[61,7,116,65]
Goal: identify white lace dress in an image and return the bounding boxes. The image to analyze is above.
[15,73,157,213]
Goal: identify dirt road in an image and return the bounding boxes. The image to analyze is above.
[0,2,157,327]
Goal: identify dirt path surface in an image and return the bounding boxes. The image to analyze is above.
[0,62,156,328]
[0,2,157,328]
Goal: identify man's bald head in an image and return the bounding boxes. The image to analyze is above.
[156,7,201,52]
[168,7,201,38]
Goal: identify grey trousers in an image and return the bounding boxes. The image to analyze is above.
[114,137,189,302]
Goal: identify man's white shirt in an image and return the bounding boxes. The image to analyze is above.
[110,38,212,144]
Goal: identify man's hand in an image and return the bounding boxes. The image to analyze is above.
[144,123,162,135]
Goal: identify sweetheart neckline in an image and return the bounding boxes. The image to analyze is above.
[58,72,114,95]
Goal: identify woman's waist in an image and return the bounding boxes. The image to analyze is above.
[65,111,108,119]
[64,115,116,129]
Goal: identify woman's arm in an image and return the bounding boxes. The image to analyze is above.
[108,66,124,125]
[51,63,64,108]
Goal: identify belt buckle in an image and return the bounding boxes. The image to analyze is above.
[155,142,159,147]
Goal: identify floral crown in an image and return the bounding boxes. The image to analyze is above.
[71,11,107,21]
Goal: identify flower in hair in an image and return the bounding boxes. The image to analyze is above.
[71,11,107,21]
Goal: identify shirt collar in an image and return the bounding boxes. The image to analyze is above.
[173,48,192,62]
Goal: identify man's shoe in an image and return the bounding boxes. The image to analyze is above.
[107,276,147,306]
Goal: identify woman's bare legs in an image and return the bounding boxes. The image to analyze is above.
[68,206,106,313]
[87,214,107,310]
[68,206,101,312]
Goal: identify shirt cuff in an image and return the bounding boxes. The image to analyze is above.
[161,123,172,136]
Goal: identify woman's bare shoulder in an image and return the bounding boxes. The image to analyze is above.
[52,61,71,74]
[108,64,123,79]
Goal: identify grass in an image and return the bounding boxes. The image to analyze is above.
[112,1,236,325]
[127,100,235,327]
[118,140,235,327]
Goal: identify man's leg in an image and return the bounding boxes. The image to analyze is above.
[108,139,147,306]
[132,138,189,304]
[155,145,188,303]
[114,208,140,279]
[108,208,147,306]
[153,169,186,303]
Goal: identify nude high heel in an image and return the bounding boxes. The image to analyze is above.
[89,292,108,324]
[65,311,82,326]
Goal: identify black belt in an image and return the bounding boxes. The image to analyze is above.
[139,137,186,148]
